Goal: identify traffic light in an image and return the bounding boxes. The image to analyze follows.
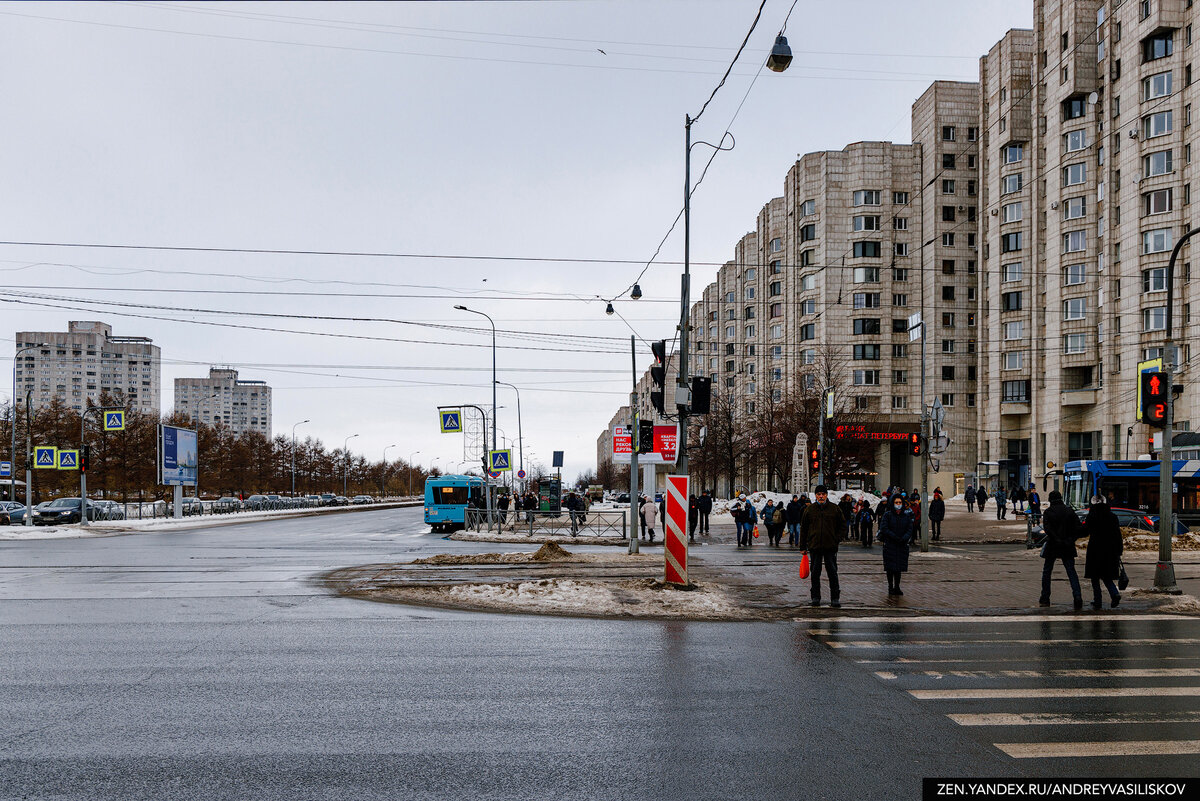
[1141,371,1169,428]
[909,432,922,456]
[690,376,712,414]
[80,445,90,473]
[650,340,667,415]
[638,420,654,454]
[809,447,820,472]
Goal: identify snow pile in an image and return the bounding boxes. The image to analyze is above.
[439,577,743,620]
[0,526,118,541]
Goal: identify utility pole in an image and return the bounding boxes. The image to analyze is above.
[629,335,640,555]
[24,391,32,525]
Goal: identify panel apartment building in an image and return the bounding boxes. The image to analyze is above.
[174,368,273,436]
[14,321,160,413]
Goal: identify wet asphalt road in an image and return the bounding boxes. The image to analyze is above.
[1,507,1197,800]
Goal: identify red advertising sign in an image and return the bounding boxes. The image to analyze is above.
[613,425,633,457]
[611,424,678,464]
[834,424,918,442]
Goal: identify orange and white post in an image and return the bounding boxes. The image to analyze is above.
[664,474,689,586]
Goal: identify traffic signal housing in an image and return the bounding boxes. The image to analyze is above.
[908,432,922,456]
[650,340,667,415]
[690,376,711,414]
[80,445,90,473]
[809,447,820,473]
[1141,371,1169,428]
[638,420,654,454]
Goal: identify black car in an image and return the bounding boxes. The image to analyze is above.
[1076,506,1191,535]
[33,498,98,525]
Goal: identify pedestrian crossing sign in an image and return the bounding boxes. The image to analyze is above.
[34,446,57,469]
[57,449,79,470]
[489,449,512,472]
[104,410,126,431]
[440,409,462,433]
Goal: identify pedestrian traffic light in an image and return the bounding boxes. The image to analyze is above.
[80,445,90,473]
[650,340,667,415]
[809,447,820,472]
[1141,371,1169,428]
[908,432,922,456]
[638,420,654,454]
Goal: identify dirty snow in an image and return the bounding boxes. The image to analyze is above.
[412,542,647,566]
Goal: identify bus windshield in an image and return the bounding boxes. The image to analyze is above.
[432,485,468,506]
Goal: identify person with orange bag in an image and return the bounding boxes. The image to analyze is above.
[800,485,847,608]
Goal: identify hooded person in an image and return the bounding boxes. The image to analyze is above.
[1039,489,1084,610]
[1083,495,1123,609]
[800,485,849,607]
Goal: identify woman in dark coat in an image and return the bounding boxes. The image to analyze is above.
[1084,496,1123,609]
[976,487,988,513]
[877,494,914,596]
[928,489,946,541]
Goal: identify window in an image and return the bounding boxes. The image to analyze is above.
[940,393,955,407]
[1144,267,1167,292]
[1144,306,1168,331]
[1064,129,1088,152]
[726,308,736,320]
[1003,380,1031,402]
[941,286,956,301]
[893,267,909,281]
[1063,196,1086,220]
[744,306,755,319]
[1063,298,1087,320]
[942,125,955,141]
[769,302,782,317]
[745,268,757,280]
[744,286,756,299]
[1063,97,1087,119]
[800,224,816,242]
[769,281,782,296]
[942,153,956,170]
[1003,173,1023,194]
[942,312,956,327]
[725,291,735,303]
[893,319,909,333]
[800,250,814,267]
[942,233,955,247]
[1063,230,1087,253]
[1144,149,1173,176]
[1144,34,1173,62]
[1004,321,1024,340]
[799,274,815,291]
[1002,202,1022,222]
[1063,162,1087,186]
[1003,143,1023,163]
[892,294,908,307]
[892,396,908,410]
[800,324,815,340]
[942,366,956,381]
[1145,188,1173,214]
[853,344,881,360]
[800,299,816,315]
[725,325,735,338]
[1064,333,1087,354]
[853,318,881,335]
[942,206,956,222]
[1143,227,1173,253]
[769,237,782,253]
[853,215,880,231]
[894,243,909,257]
[1064,263,1087,285]
[892,191,909,205]
[892,344,908,358]
[1001,232,1023,253]
[1144,71,1173,100]
[853,241,881,258]
[1003,351,1024,370]
[801,199,816,216]
[941,340,956,353]
[942,259,955,274]
[968,127,978,141]
[967,180,976,196]
[893,369,908,384]
[1001,262,1022,283]
[893,217,908,230]
[852,370,880,386]
[1002,291,1023,311]
[852,267,879,283]
[744,324,756,338]
[853,190,881,206]
[853,292,881,308]
[770,324,782,338]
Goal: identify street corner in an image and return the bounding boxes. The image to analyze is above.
[321,541,758,620]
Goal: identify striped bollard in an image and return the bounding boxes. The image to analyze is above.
[664,474,689,586]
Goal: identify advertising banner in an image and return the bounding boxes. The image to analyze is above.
[611,424,678,464]
[158,425,198,487]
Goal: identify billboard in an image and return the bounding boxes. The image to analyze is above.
[158,425,198,487]
[611,424,678,464]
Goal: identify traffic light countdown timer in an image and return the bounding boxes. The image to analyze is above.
[1141,371,1170,428]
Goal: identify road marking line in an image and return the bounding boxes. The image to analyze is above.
[803,614,1198,625]
[884,668,1200,679]
[949,711,1200,727]
[855,656,1200,664]
[827,638,1200,648]
[995,740,1200,758]
[910,687,1200,700]
[875,671,898,680]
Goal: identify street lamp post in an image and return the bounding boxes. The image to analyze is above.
[406,449,420,497]
[496,381,523,489]
[9,344,44,509]
[383,444,398,497]
[291,419,309,498]
[454,305,498,522]
[342,433,359,497]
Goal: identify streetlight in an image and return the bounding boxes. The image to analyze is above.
[342,433,359,497]
[454,304,497,521]
[383,444,398,497]
[10,344,45,511]
[406,449,420,497]
[291,419,309,497]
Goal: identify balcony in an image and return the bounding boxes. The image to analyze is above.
[1061,388,1098,406]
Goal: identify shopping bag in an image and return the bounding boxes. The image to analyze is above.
[753,524,759,538]
[1118,560,1130,591]
[798,552,810,579]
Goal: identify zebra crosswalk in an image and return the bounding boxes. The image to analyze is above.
[808,615,1200,765]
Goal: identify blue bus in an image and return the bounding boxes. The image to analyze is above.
[1064,459,1200,527]
[424,474,485,533]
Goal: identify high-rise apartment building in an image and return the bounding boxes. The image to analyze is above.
[14,321,160,412]
[174,368,272,435]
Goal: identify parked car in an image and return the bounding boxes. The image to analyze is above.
[0,508,8,526]
[351,495,373,505]
[93,500,126,520]
[334,495,350,506]
[168,497,203,517]
[616,493,630,504]
[266,494,283,509]
[0,501,25,525]
[319,493,336,507]
[33,498,98,525]
[245,494,270,511]
[1076,506,1191,536]
[213,497,242,513]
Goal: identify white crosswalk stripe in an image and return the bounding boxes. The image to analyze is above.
[809,618,1200,763]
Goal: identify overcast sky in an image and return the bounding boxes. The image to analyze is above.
[0,0,1033,482]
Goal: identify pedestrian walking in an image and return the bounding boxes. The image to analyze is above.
[764,499,784,546]
[994,487,1008,520]
[878,493,914,596]
[1039,490,1084,610]
[800,485,848,607]
[928,489,945,542]
[786,494,804,547]
[565,492,580,536]
[745,497,758,546]
[688,494,699,542]
[1013,485,1026,513]
[874,495,889,538]
[1027,485,1041,520]
[1084,496,1123,609]
[964,485,976,513]
[640,495,659,543]
[698,490,713,534]
[909,489,922,533]
[856,500,875,548]
[976,487,988,513]
[498,493,510,525]
[837,494,854,541]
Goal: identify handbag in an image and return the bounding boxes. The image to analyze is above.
[799,552,810,579]
[1118,560,1130,591]
[753,524,760,538]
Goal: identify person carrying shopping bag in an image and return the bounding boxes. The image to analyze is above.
[800,485,848,608]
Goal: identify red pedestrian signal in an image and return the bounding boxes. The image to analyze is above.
[909,432,922,456]
[809,447,820,472]
[1141,371,1169,428]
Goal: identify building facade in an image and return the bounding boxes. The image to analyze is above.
[14,321,160,413]
[174,368,272,435]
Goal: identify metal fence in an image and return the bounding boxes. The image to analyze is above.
[465,508,628,539]
[85,496,415,522]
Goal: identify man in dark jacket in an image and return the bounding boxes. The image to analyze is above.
[964,485,976,512]
[1084,497,1123,609]
[688,494,699,542]
[976,487,988,513]
[698,490,713,534]
[994,487,1008,520]
[1040,490,1084,609]
[801,485,848,607]
[928,489,946,541]
[785,495,805,547]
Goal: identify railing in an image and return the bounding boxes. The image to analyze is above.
[465,508,628,539]
[91,496,411,521]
